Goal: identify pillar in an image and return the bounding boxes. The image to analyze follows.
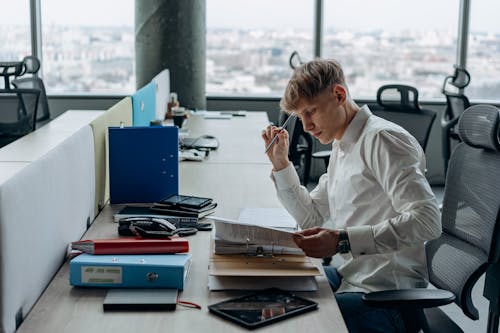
[135,0,206,109]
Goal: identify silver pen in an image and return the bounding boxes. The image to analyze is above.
[264,113,295,154]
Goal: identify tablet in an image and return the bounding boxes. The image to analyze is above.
[208,288,318,329]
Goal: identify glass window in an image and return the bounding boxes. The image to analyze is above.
[207,0,314,96]
[323,0,459,100]
[0,1,31,88]
[41,0,134,94]
[467,0,500,101]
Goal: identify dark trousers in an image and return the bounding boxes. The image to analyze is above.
[324,266,406,333]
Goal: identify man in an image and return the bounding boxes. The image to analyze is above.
[262,59,441,333]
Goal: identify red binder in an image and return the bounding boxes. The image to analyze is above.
[71,237,189,255]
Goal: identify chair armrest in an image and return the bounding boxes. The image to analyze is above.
[362,289,455,309]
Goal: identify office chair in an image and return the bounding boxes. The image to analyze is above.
[441,66,471,175]
[0,88,40,148]
[278,111,313,186]
[312,84,437,171]
[12,56,50,122]
[362,104,500,333]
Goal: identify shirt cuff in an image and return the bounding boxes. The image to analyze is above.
[347,225,377,256]
[271,162,301,190]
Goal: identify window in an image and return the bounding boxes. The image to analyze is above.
[467,0,500,101]
[206,0,314,96]
[323,0,459,100]
[41,0,134,94]
[0,0,31,88]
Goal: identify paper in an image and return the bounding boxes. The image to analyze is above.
[238,208,297,230]
[213,236,303,255]
[214,220,298,249]
[208,253,321,277]
[207,276,318,291]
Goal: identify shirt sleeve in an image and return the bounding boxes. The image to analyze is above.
[271,162,330,229]
[348,129,442,257]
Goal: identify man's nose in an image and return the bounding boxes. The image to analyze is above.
[302,117,314,132]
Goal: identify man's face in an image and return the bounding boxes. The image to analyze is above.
[294,85,348,144]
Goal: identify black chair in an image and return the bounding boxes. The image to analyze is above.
[441,67,471,175]
[278,111,313,186]
[312,84,437,170]
[0,88,40,148]
[363,104,500,333]
[12,56,50,122]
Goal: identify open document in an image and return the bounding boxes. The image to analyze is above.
[213,219,302,255]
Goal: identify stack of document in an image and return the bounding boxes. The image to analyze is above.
[213,219,303,256]
[208,210,321,292]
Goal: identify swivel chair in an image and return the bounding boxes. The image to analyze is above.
[363,105,500,333]
[312,84,436,170]
[0,88,40,147]
[441,67,471,175]
[12,56,50,123]
[278,111,313,186]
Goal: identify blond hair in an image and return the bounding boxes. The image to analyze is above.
[280,58,349,113]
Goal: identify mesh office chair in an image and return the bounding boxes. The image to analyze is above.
[0,88,40,148]
[441,67,471,175]
[12,56,50,122]
[363,104,500,333]
[313,84,436,171]
[278,111,313,186]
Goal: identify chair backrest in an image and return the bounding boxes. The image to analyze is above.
[425,105,500,320]
[441,67,471,125]
[12,56,50,121]
[374,84,437,151]
[279,111,313,185]
[0,88,40,137]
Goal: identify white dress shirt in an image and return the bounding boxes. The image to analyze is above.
[272,105,441,293]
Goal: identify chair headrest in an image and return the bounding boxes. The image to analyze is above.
[376,84,421,113]
[458,105,500,151]
[21,56,40,74]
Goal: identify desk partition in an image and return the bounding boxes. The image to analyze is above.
[17,111,348,333]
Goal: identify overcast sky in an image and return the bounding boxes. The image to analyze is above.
[0,0,498,33]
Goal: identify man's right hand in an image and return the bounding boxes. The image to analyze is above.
[262,125,290,171]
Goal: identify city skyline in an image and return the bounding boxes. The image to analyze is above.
[0,1,498,101]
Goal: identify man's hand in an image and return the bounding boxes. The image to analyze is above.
[262,125,290,171]
[292,227,340,258]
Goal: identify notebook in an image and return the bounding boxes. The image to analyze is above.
[132,81,156,126]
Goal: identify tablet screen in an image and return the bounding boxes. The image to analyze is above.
[208,288,318,329]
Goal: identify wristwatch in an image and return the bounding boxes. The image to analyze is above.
[336,229,351,254]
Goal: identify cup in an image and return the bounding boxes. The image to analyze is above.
[172,107,186,128]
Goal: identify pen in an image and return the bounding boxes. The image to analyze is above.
[264,113,295,154]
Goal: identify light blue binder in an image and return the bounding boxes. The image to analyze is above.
[132,82,156,126]
[108,126,179,204]
[69,253,191,290]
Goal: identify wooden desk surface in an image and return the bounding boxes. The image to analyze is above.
[17,112,347,333]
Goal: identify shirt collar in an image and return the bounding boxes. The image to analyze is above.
[337,104,372,146]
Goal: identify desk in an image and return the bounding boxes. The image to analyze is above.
[181,112,270,164]
[17,112,347,333]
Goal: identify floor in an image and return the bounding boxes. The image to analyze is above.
[304,181,495,332]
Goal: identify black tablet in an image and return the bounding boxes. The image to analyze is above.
[208,288,318,329]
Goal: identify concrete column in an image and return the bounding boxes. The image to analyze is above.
[135,0,206,109]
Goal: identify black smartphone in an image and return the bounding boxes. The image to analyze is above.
[159,194,212,209]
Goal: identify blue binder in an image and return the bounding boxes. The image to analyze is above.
[108,126,178,204]
[69,253,191,290]
[132,82,156,126]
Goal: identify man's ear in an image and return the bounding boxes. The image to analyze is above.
[332,85,347,104]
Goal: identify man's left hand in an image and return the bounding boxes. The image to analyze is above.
[292,227,340,258]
